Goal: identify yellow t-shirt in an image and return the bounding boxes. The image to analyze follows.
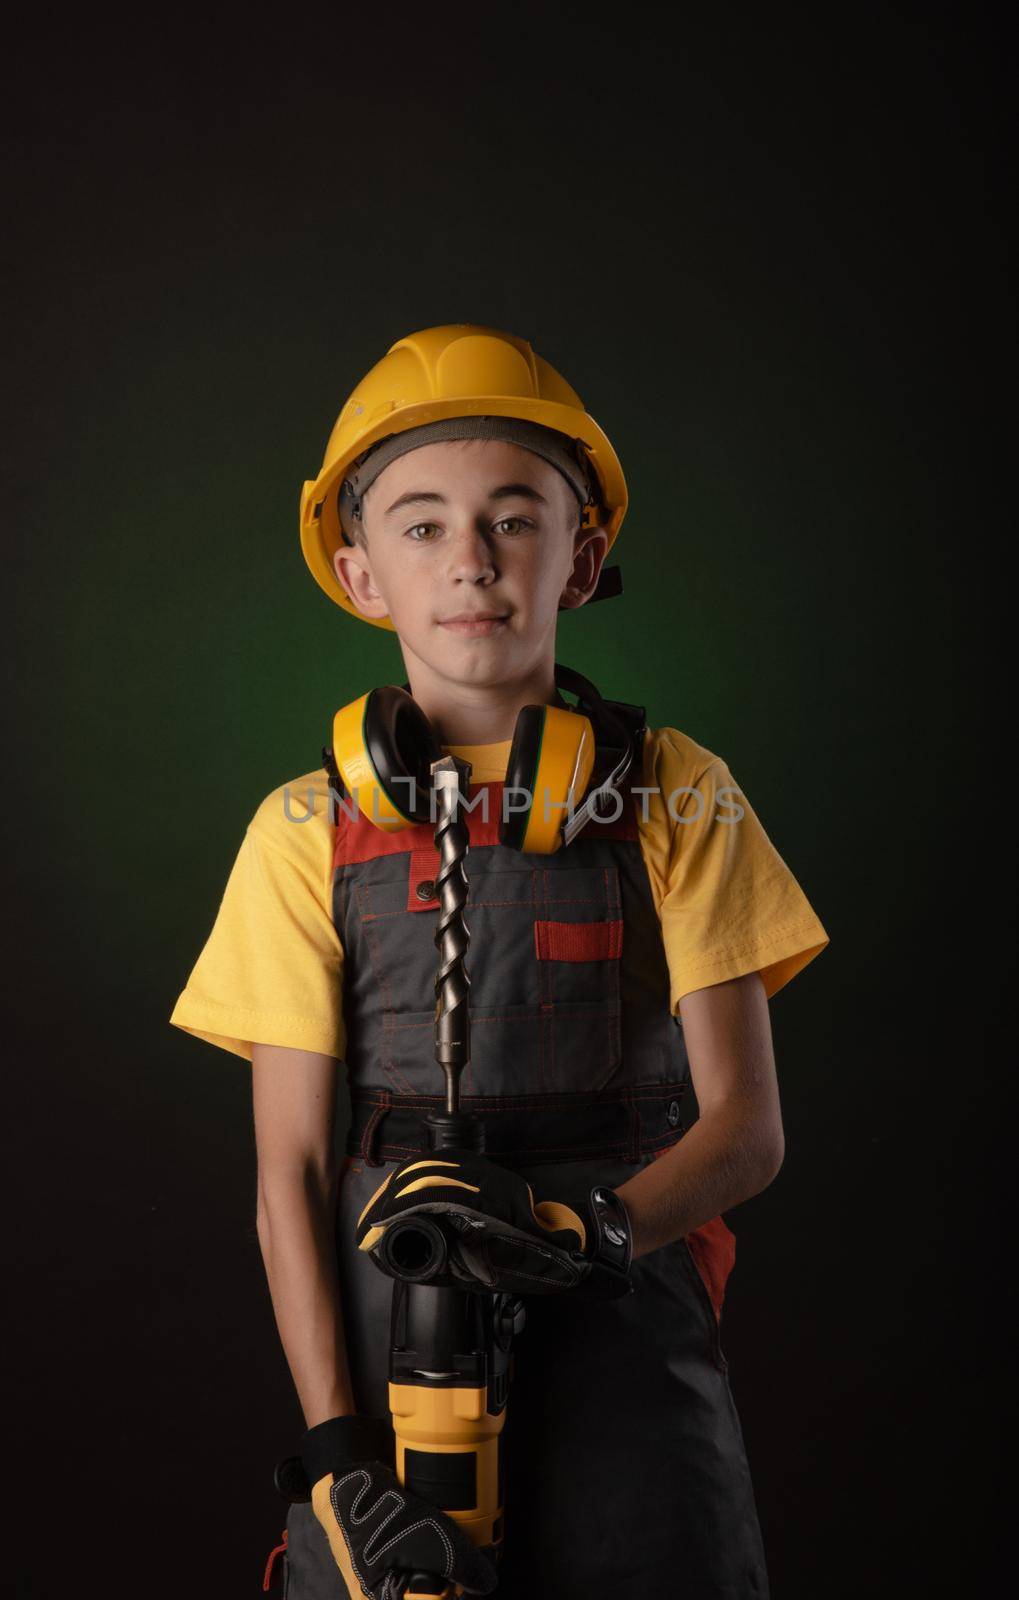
[169,728,829,1062]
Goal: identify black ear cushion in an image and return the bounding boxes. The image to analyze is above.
[364,686,443,823]
[500,705,545,850]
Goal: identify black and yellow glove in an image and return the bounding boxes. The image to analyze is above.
[294,1415,498,1600]
[355,1150,633,1299]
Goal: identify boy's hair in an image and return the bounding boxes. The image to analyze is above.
[337,415,600,552]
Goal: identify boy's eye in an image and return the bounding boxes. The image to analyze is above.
[405,517,532,541]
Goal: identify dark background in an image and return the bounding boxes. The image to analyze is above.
[5,12,1004,1595]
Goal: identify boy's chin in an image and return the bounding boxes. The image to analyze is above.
[419,643,516,684]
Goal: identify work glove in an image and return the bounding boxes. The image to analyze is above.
[278,1414,498,1600]
[355,1150,634,1299]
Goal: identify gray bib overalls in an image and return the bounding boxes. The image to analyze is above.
[275,721,771,1598]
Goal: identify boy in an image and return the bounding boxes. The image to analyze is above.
[171,323,829,1597]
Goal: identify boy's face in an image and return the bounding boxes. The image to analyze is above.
[331,439,609,702]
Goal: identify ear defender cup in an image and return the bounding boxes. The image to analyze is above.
[332,686,443,830]
[500,701,597,853]
[330,663,635,851]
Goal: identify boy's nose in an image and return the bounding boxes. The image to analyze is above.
[446,526,498,583]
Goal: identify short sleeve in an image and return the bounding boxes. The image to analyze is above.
[641,732,829,1008]
[169,770,344,1062]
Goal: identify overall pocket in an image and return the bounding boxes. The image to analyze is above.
[351,854,623,1097]
[374,1001,547,1097]
[532,861,623,1093]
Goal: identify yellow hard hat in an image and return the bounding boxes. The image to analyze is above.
[299,323,628,630]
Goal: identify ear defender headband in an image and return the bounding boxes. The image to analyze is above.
[326,664,646,855]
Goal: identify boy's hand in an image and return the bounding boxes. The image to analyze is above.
[314,1459,497,1599]
[298,1415,498,1600]
[355,1151,633,1298]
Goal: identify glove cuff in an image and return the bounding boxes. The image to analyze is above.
[578,1185,634,1297]
[300,1413,396,1486]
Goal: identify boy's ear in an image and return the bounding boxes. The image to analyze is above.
[560,526,610,611]
[332,545,390,621]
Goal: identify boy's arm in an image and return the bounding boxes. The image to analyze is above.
[614,972,785,1260]
[252,1043,357,1426]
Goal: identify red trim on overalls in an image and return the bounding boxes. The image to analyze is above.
[262,1527,288,1591]
[332,776,639,873]
[650,1146,736,1321]
[534,918,624,961]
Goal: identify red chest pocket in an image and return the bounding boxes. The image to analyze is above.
[534,918,623,962]
[532,866,624,1093]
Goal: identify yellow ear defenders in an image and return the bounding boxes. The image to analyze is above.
[327,663,646,855]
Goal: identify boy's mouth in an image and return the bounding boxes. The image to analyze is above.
[438,612,509,636]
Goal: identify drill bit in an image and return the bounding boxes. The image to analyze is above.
[431,755,473,1114]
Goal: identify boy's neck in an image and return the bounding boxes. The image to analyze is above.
[400,664,568,745]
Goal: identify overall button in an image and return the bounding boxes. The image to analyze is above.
[667,1100,681,1126]
[415,879,437,900]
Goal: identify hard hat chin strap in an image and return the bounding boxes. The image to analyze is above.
[585,563,623,604]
